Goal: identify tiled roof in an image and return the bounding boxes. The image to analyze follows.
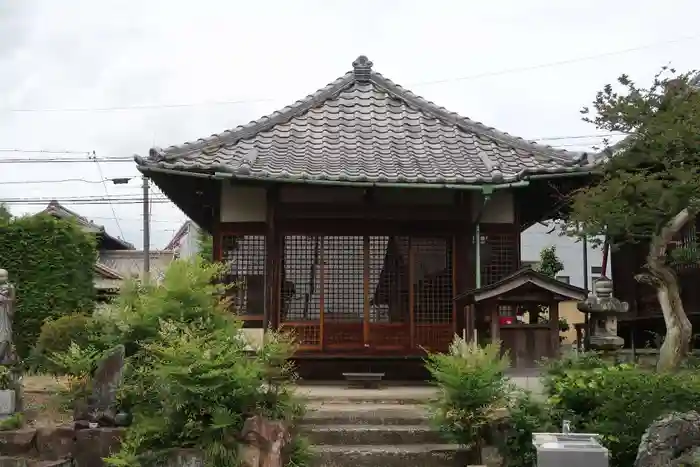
[454,266,587,303]
[136,56,592,186]
[42,200,135,250]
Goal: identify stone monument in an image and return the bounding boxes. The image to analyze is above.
[0,269,16,365]
[74,344,127,429]
[577,276,629,351]
[0,268,20,415]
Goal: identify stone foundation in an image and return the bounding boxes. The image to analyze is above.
[0,426,123,467]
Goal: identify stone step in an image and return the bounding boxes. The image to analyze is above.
[0,458,71,467]
[310,444,479,467]
[297,386,437,405]
[303,403,429,426]
[305,424,445,445]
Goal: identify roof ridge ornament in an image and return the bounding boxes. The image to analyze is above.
[352,55,373,82]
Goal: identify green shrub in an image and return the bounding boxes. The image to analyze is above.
[0,413,23,431]
[30,313,99,373]
[0,214,96,358]
[546,364,700,467]
[426,337,511,458]
[44,259,308,467]
[497,390,557,467]
[109,320,300,466]
[540,351,606,396]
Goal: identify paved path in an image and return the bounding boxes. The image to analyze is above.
[295,375,544,401]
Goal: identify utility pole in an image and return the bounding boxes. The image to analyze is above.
[582,232,589,351]
[142,175,151,278]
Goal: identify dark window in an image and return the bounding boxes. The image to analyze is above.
[222,234,266,317]
[556,275,570,284]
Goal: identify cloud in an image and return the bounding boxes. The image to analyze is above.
[1,0,699,250]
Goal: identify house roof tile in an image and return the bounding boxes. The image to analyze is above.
[136,56,593,186]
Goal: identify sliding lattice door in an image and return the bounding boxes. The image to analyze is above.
[279,234,455,353]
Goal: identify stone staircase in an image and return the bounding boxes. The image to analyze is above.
[298,386,500,467]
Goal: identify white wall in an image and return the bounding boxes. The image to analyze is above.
[521,223,607,289]
[220,185,267,222]
[471,190,514,223]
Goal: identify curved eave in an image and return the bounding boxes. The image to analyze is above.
[136,155,595,189]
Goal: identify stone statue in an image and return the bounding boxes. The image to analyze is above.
[0,269,16,365]
[577,277,629,351]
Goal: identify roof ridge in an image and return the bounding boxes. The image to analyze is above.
[149,56,584,165]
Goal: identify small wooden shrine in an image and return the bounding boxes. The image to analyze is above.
[455,267,587,368]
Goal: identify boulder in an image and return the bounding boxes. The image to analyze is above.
[635,411,700,467]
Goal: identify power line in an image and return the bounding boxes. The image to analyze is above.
[4,97,276,114]
[0,133,623,166]
[1,200,172,206]
[0,149,93,155]
[411,34,700,87]
[3,34,697,114]
[0,177,137,185]
[94,158,129,246]
[0,157,132,164]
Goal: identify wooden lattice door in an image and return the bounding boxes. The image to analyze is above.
[322,236,366,351]
[367,236,411,350]
[411,237,454,352]
[279,234,456,354]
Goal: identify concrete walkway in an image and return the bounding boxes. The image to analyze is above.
[295,375,543,402]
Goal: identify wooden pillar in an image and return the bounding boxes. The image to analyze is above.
[549,299,560,357]
[213,181,223,262]
[454,192,472,338]
[489,301,500,344]
[363,235,370,347]
[409,238,415,350]
[465,304,475,342]
[265,187,281,330]
[319,237,325,350]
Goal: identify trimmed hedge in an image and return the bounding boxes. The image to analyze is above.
[0,214,96,358]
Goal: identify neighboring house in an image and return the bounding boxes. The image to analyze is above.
[165,220,201,259]
[41,200,175,298]
[520,237,603,346]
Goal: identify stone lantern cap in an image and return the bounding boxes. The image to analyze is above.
[577,276,629,316]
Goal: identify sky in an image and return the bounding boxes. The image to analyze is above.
[0,0,698,266]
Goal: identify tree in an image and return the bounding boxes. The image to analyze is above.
[0,204,10,222]
[197,229,214,263]
[535,245,565,278]
[0,214,96,357]
[569,68,700,371]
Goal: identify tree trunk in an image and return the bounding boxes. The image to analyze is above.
[636,208,695,372]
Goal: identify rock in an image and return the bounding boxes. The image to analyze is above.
[0,429,36,456]
[73,427,125,467]
[239,415,291,467]
[74,345,125,427]
[635,411,700,467]
[35,425,74,461]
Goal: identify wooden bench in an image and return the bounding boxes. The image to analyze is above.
[342,372,385,389]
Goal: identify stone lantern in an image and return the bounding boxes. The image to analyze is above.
[577,276,629,351]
